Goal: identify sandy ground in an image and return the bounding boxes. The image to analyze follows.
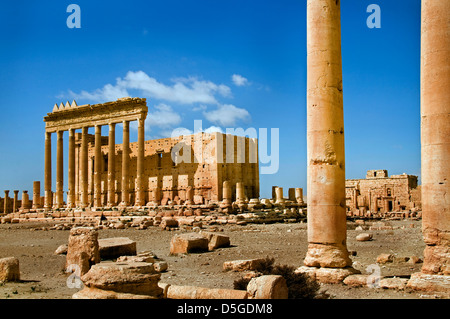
[0,218,443,300]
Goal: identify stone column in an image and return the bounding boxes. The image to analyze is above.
[135,118,145,206]
[80,127,89,208]
[94,125,102,208]
[32,181,41,209]
[44,131,52,209]
[185,186,194,205]
[275,187,285,204]
[3,191,9,214]
[304,0,351,269]
[13,190,19,213]
[121,121,130,206]
[222,181,232,205]
[295,188,304,205]
[416,0,450,279]
[55,130,64,208]
[236,182,245,204]
[68,129,76,208]
[21,191,29,210]
[107,123,116,207]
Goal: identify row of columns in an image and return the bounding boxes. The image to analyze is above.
[44,118,145,209]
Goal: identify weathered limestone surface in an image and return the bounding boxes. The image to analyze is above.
[169,233,209,255]
[200,231,231,251]
[246,275,288,299]
[79,262,162,297]
[65,227,100,275]
[419,0,450,277]
[304,0,351,269]
[223,258,265,272]
[165,285,248,299]
[296,266,360,284]
[98,237,137,260]
[0,257,20,282]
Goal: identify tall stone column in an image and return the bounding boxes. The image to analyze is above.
[80,127,89,208]
[295,188,304,205]
[3,190,9,214]
[55,130,64,208]
[68,128,76,208]
[304,0,351,269]
[13,190,19,213]
[32,181,41,209]
[121,121,130,206]
[135,118,145,206]
[185,186,194,205]
[44,131,52,209]
[408,0,450,291]
[21,191,30,210]
[275,187,285,205]
[107,123,116,207]
[94,125,102,208]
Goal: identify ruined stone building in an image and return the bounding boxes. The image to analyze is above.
[41,97,259,209]
[345,169,421,216]
[76,131,259,207]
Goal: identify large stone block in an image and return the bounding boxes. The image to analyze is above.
[201,232,231,251]
[0,257,20,282]
[80,261,162,297]
[169,233,209,255]
[66,227,100,275]
[246,275,288,299]
[98,237,137,260]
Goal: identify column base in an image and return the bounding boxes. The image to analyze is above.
[406,272,450,294]
[295,266,360,284]
[304,243,352,268]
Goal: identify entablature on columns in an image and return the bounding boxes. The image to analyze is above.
[43,97,148,133]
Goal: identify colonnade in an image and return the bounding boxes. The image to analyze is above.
[44,118,146,209]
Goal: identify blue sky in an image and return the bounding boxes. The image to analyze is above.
[0,0,421,199]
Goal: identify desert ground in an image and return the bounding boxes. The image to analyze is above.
[0,217,442,299]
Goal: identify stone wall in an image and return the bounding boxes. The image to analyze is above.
[346,170,420,216]
[73,132,259,206]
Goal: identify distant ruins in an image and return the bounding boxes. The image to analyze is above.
[346,170,421,217]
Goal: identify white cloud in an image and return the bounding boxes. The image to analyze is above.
[203,104,250,127]
[67,71,231,105]
[232,74,249,87]
[146,103,182,130]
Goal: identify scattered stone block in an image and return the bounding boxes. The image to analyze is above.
[356,233,373,241]
[66,227,100,276]
[160,217,178,229]
[246,275,288,299]
[379,277,409,290]
[169,233,209,255]
[408,255,423,264]
[54,244,68,255]
[376,253,394,264]
[0,257,20,282]
[407,272,450,293]
[201,231,231,251]
[223,258,265,272]
[80,261,162,297]
[98,237,137,260]
[154,261,168,273]
[295,266,360,284]
[165,284,248,299]
[117,251,155,263]
[343,274,373,287]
